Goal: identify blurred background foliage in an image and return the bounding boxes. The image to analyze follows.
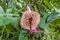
[0,0,60,40]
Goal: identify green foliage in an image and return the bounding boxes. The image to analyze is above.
[40,12,49,30]
[47,11,60,23]
[0,0,60,40]
[19,30,28,40]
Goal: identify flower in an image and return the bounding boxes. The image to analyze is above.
[20,11,40,31]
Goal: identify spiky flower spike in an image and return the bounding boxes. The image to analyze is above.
[20,5,40,33]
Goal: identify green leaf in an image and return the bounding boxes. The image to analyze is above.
[0,15,20,31]
[47,12,60,23]
[39,12,49,30]
[3,17,11,26]
[0,17,4,26]
[7,16,20,31]
[6,9,12,14]
[6,24,14,34]
[43,0,51,9]
[19,30,28,40]
[49,26,56,32]
[0,6,5,14]
[51,19,60,27]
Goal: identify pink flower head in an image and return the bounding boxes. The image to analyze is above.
[20,11,40,30]
[20,5,40,33]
